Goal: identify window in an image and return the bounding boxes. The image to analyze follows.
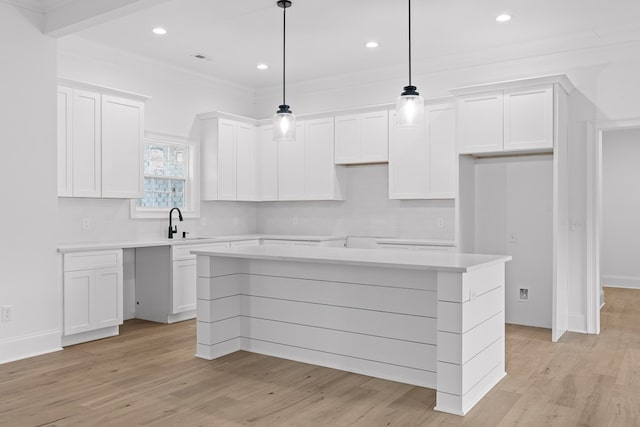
[130,133,199,219]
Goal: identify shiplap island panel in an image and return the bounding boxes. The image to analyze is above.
[193,245,511,416]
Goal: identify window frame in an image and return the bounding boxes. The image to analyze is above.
[130,132,200,219]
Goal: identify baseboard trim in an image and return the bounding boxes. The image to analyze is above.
[0,329,62,364]
[602,275,640,290]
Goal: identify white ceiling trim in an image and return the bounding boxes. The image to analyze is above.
[2,0,45,13]
[44,0,172,37]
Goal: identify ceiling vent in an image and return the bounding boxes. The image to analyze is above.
[193,53,212,61]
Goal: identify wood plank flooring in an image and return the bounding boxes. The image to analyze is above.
[1,287,640,426]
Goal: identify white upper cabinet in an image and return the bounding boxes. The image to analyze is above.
[200,115,259,201]
[335,109,388,164]
[101,95,144,199]
[306,117,345,200]
[216,119,237,200]
[57,87,73,197]
[277,118,345,201]
[427,104,456,198]
[71,89,102,198]
[457,92,503,154]
[278,121,307,200]
[236,121,259,200]
[57,81,148,198]
[388,103,456,199]
[503,85,553,151]
[454,79,562,155]
[259,125,279,201]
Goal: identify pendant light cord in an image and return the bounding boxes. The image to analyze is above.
[408,0,412,87]
[282,5,287,106]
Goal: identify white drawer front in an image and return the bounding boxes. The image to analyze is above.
[64,250,122,272]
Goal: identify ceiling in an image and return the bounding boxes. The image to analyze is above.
[66,0,640,90]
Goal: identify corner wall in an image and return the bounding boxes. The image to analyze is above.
[0,3,60,362]
[601,129,640,289]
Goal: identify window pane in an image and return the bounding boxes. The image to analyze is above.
[167,146,186,177]
[136,177,186,209]
[144,145,168,176]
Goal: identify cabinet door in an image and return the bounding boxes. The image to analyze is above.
[57,87,73,197]
[334,114,361,164]
[72,89,101,197]
[388,110,429,199]
[94,267,123,328]
[504,85,553,151]
[64,270,93,335]
[101,95,144,198]
[427,104,456,198]
[457,92,503,154]
[217,119,237,200]
[259,126,279,201]
[172,259,197,314]
[360,110,389,162]
[236,122,258,200]
[200,117,219,200]
[278,122,306,200]
[306,117,342,200]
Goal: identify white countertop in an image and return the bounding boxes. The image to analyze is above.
[192,245,511,273]
[57,234,346,253]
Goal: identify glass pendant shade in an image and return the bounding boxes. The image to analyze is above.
[396,86,424,128]
[273,104,296,141]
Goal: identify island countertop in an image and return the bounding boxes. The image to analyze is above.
[192,244,511,273]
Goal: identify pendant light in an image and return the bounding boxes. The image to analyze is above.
[396,0,424,128]
[273,0,296,141]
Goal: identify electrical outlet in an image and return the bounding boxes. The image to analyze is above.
[519,288,529,302]
[509,232,518,243]
[293,216,299,225]
[436,217,445,229]
[2,305,12,322]
[82,218,91,230]
[233,216,239,225]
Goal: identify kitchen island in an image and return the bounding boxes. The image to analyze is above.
[193,245,511,416]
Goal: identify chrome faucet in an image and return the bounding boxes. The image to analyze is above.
[168,207,183,239]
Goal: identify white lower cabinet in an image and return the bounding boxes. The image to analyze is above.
[62,250,123,346]
[136,242,230,323]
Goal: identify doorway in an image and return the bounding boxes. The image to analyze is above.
[588,123,640,334]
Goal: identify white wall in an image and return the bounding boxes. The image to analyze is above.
[0,3,60,362]
[257,164,455,240]
[601,129,640,289]
[474,156,554,329]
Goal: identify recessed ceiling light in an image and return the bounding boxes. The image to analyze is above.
[496,14,511,22]
[365,41,379,48]
[257,63,268,70]
[152,27,167,35]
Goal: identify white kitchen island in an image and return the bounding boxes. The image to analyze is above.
[193,245,511,416]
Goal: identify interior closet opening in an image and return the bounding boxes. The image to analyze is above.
[600,128,640,307]
[458,153,554,330]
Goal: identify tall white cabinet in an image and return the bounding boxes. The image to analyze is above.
[57,80,148,198]
[453,75,575,341]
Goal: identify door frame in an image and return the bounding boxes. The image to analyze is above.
[587,118,640,334]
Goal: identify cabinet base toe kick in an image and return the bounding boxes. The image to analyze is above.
[194,250,510,416]
[62,326,119,347]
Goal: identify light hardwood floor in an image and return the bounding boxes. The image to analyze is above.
[1,287,639,426]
